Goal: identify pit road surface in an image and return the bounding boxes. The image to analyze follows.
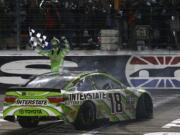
[0,90,180,135]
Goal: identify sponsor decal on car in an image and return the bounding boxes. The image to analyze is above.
[67,92,106,105]
[19,109,43,115]
[69,92,106,101]
[16,99,48,106]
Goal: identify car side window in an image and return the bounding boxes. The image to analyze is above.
[93,75,124,90]
[102,83,112,90]
[75,77,97,91]
[109,80,123,89]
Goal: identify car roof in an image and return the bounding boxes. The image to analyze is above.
[63,71,122,90]
[26,71,123,90]
[31,70,120,82]
[33,71,119,84]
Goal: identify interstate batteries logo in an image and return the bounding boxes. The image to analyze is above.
[125,56,180,89]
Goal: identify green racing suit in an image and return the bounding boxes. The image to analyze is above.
[37,37,70,73]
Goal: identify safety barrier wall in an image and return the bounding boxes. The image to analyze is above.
[0,53,180,93]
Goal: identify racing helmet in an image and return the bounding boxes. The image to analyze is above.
[51,37,60,48]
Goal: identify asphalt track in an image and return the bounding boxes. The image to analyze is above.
[0,90,179,135]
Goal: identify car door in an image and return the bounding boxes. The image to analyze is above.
[102,79,137,121]
[92,74,130,121]
[103,79,127,120]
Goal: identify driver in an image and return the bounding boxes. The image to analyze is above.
[38,36,70,73]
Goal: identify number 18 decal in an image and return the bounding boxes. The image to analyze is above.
[109,93,122,113]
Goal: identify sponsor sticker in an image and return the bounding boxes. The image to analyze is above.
[66,92,106,105]
[19,109,43,115]
[16,99,48,106]
[69,92,106,101]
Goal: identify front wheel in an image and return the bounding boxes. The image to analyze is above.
[73,101,96,130]
[136,95,153,120]
[18,117,39,128]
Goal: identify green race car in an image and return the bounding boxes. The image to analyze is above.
[3,71,153,129]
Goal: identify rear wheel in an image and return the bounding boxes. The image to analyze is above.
[136,95,153,120]
[73,101,96,130]
[18,117,39,128]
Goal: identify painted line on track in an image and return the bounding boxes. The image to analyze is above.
[144,132,180,135]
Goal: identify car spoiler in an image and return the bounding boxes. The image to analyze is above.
[6,87,61,92]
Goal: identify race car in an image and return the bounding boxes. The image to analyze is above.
[3,71,153,129]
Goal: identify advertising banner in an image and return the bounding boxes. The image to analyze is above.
[0,55,180,93]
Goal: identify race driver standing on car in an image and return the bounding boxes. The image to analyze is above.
[38,36,70,73]
[29,29,70,73]
[29,0,70,73]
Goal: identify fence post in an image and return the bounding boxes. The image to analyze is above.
[16,0,21,51]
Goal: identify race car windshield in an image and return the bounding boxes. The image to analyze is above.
[26,75,76,89]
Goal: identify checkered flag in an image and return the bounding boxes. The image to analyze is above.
[29,28,49,49]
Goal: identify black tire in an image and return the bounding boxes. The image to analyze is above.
[136,95,153,120]
[73,101,96,130]
[18,117,39,128]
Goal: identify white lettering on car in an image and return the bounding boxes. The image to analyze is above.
[66,92,107,105]
[69,92,106,101]
[16,99,48,106]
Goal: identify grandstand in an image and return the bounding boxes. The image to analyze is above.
[0,0,180,51]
